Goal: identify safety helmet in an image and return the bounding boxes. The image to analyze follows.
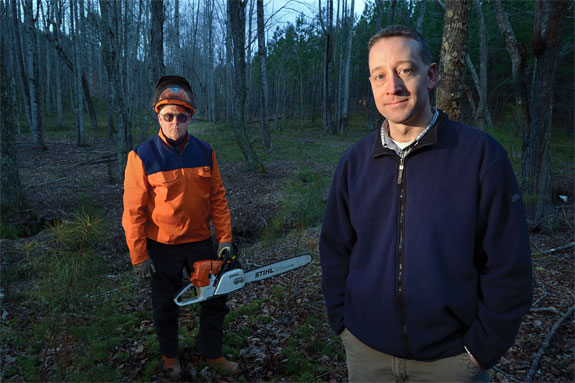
[152,75,196,114]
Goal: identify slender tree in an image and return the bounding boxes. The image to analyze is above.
[319,0,335,134]
[436,0,471,120]
[228,0,263,170]
[522,0,569,230]
[22,0,46,150]
[99,0,132,178]
[492,0,530,128]
[1,8,24,211]
[471,0,491,130]
[257,0,271,150]
[150,0,165,83]
[339,0,354,134]
[70,0,86,146]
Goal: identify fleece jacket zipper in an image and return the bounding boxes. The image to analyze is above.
[396,154,412,358]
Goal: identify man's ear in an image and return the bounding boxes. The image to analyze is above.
[427,63,437,90]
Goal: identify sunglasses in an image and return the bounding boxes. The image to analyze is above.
[160,113,190,123]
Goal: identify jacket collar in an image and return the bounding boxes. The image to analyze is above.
[371,109,448,158]
[158,128,189,151]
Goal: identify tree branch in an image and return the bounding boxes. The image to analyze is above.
[525,305,575,382]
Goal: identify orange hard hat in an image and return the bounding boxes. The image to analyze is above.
[153,75,196,114]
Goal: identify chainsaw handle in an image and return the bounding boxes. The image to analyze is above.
[213,247,237,287]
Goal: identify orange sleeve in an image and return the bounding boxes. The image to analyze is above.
[122,151,150,265]
[209,151,233,243]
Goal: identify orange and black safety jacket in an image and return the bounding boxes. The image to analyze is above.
[122,130,232,265]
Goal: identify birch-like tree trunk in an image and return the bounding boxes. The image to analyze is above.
[257,0,271,150]
[22,0,46,150]
[228,0,262,170]
[339,0,354,135]
[521,0,568,230]
[436,0,471,120]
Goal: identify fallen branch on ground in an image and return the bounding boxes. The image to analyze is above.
[525,305,575,382]
[24,177,67,190]
[532,242,575,257]
[530,307,562,315]
[492,366,522,383]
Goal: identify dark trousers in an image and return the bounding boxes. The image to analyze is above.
[147,238,230,359]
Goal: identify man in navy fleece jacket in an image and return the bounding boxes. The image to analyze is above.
[319,25,532,382]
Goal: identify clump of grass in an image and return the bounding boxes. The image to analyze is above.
[263,168,329,243]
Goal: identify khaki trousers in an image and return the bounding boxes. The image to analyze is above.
[340,329,491,383]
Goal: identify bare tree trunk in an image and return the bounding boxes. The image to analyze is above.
[225,4,234,124]
[257,0,271,150]
[70,0,86,146]
[99,0,132,179]
[436,0,471,120]
[150,0,165,83]
[472,0,491,130]
[22,0,46,150]
[1,11,24,210]
[368,0,384,131]
[228,0,262,170]
[207,0,216,122]
[389,0,397,24]
[339,0,354,135]
[174,0,181,73]
[521,0,568,231]
[319,0,334,134]
[11,0,31,133]
[416,0,427,33]
[492,0,530,129]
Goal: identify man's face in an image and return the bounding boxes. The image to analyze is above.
[369,36,437,131]
[158,104,191,141]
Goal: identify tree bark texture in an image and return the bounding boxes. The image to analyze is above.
[228,0,262,170]
[521,0,569,230]
[257,0,272,150]
[436,0,471,121]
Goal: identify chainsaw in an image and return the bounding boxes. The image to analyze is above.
[173,249,312,306]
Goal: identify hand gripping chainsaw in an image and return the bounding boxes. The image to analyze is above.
[173,249,312,306]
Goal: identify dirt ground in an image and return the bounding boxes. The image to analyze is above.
[3,137,574,382]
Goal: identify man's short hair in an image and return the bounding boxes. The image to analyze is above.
[368,25,432,65]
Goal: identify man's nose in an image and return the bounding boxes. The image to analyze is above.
[385,75,403,94]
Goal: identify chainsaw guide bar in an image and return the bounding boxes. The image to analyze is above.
[174,254,312,306]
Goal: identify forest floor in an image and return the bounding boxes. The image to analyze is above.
[1,129,574,382]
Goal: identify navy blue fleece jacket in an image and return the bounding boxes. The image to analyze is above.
[319,110,532,369]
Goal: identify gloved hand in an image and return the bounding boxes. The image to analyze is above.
[133,258,156,278]
[217,242,232,259]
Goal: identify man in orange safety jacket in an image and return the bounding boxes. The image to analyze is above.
[122,75,238,377]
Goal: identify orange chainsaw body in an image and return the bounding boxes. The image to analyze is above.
[190,260,223,287]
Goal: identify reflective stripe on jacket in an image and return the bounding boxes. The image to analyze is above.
[122,130,232,265]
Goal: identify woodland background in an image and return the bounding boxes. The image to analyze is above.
[0,0,574,382]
